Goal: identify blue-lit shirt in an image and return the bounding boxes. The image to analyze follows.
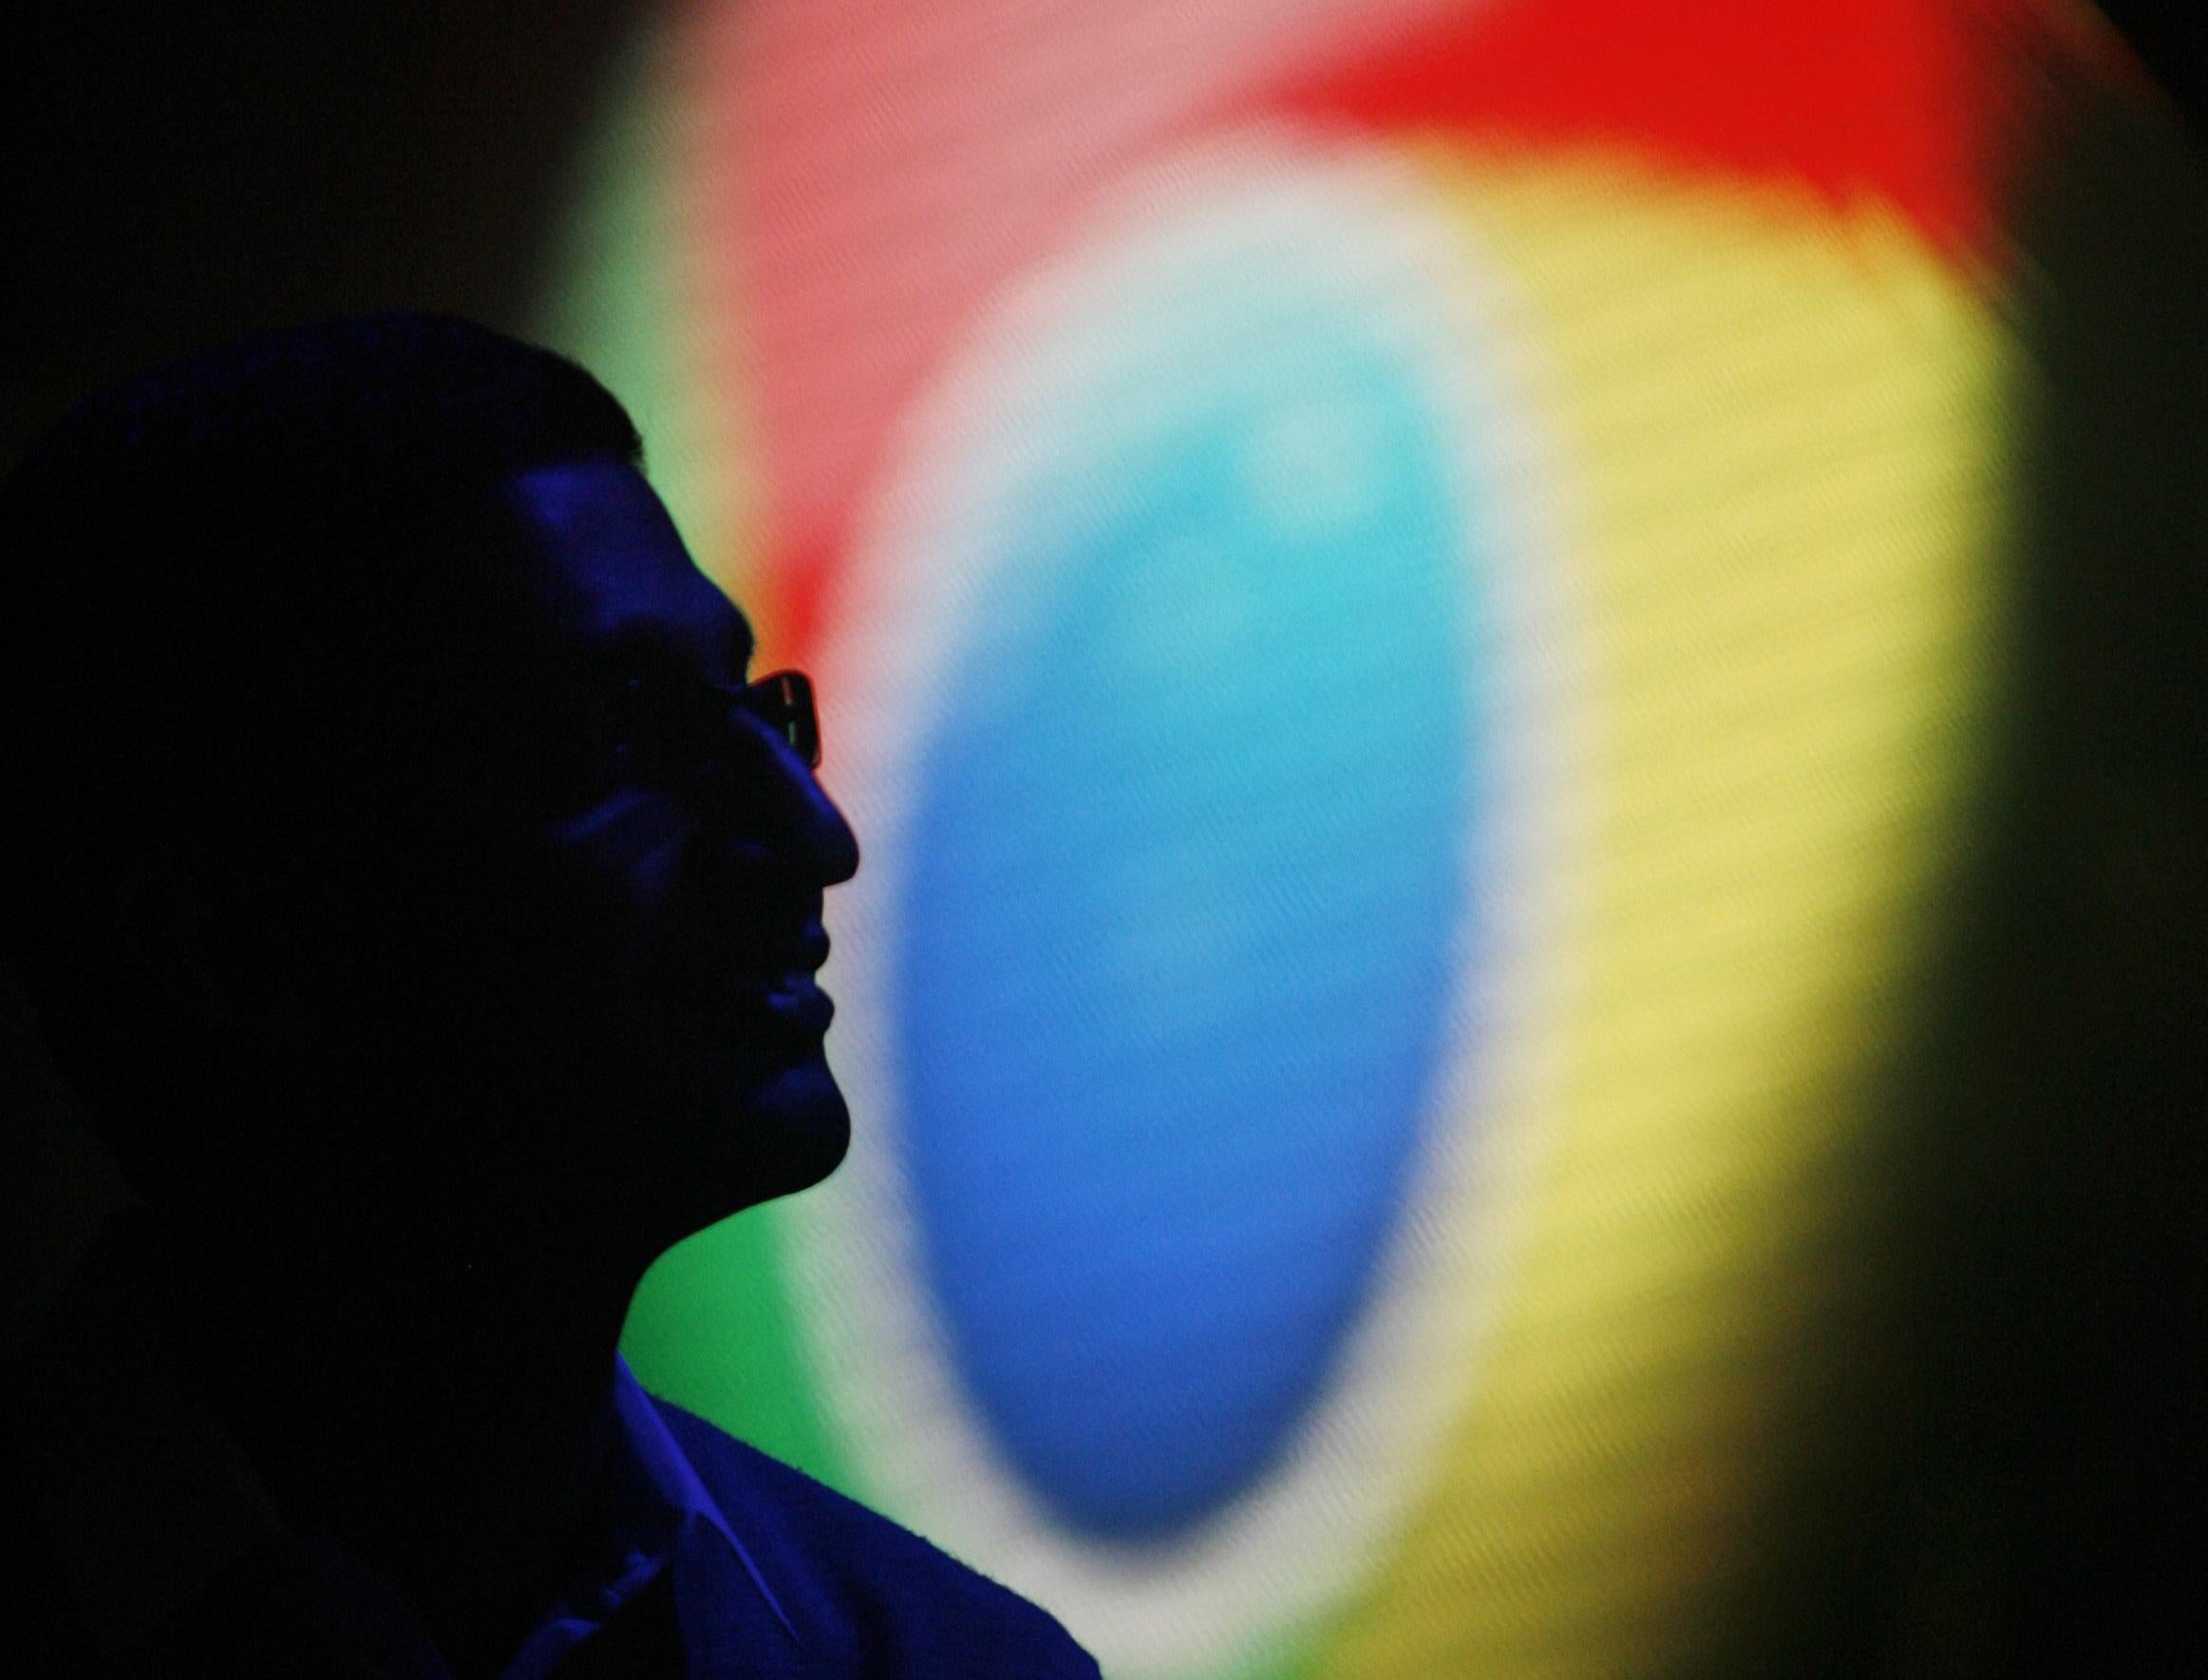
[9,1299,1097,1678]
[284,1356,804,1678]
[327,1356,1099,1677]
[526,1356,793,1672]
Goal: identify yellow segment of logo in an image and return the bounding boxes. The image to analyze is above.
[1324,147,2014,1679]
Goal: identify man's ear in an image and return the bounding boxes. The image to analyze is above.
[105,836,329,1059]
[0,956,136,1362]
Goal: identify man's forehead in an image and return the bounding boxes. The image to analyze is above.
[496,460,754,670]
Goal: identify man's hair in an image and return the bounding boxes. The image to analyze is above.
[0,312,643,1126]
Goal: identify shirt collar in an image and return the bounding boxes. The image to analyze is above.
[605,1354,796,1644]
[498,1357,798,1678]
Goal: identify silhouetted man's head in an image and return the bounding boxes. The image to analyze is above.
[0,314,858,1269]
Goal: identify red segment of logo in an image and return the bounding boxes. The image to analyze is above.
[1275,0,2133,275]
[684,0,1431,663]
[686,0,2135,666]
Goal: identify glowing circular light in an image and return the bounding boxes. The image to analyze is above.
[539,4,2153,1674]
[798,133,1575,1673]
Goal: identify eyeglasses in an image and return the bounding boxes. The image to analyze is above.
[734,669,822,768]
[617,667,822,772]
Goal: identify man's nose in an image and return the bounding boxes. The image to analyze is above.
[793,764,860,887]
[738,711,860,887]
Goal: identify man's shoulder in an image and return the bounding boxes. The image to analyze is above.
[648,1391,1101,1678]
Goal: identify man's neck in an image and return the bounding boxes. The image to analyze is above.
[132,1182,646,1677]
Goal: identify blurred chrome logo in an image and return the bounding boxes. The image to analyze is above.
[801,134,1574,1669]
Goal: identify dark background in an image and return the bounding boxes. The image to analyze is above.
[2,0,646,464]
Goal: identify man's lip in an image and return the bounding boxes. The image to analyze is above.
[741,923,829,977]
[670,919,831,1027]
[677,922,828,983]
[759,972,834,1037]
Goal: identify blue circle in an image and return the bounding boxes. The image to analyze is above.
[897,241,1488,1538]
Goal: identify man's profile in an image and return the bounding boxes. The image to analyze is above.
[0,314,1099,1677]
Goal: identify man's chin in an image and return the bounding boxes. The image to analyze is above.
[724,1052,852,1202]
